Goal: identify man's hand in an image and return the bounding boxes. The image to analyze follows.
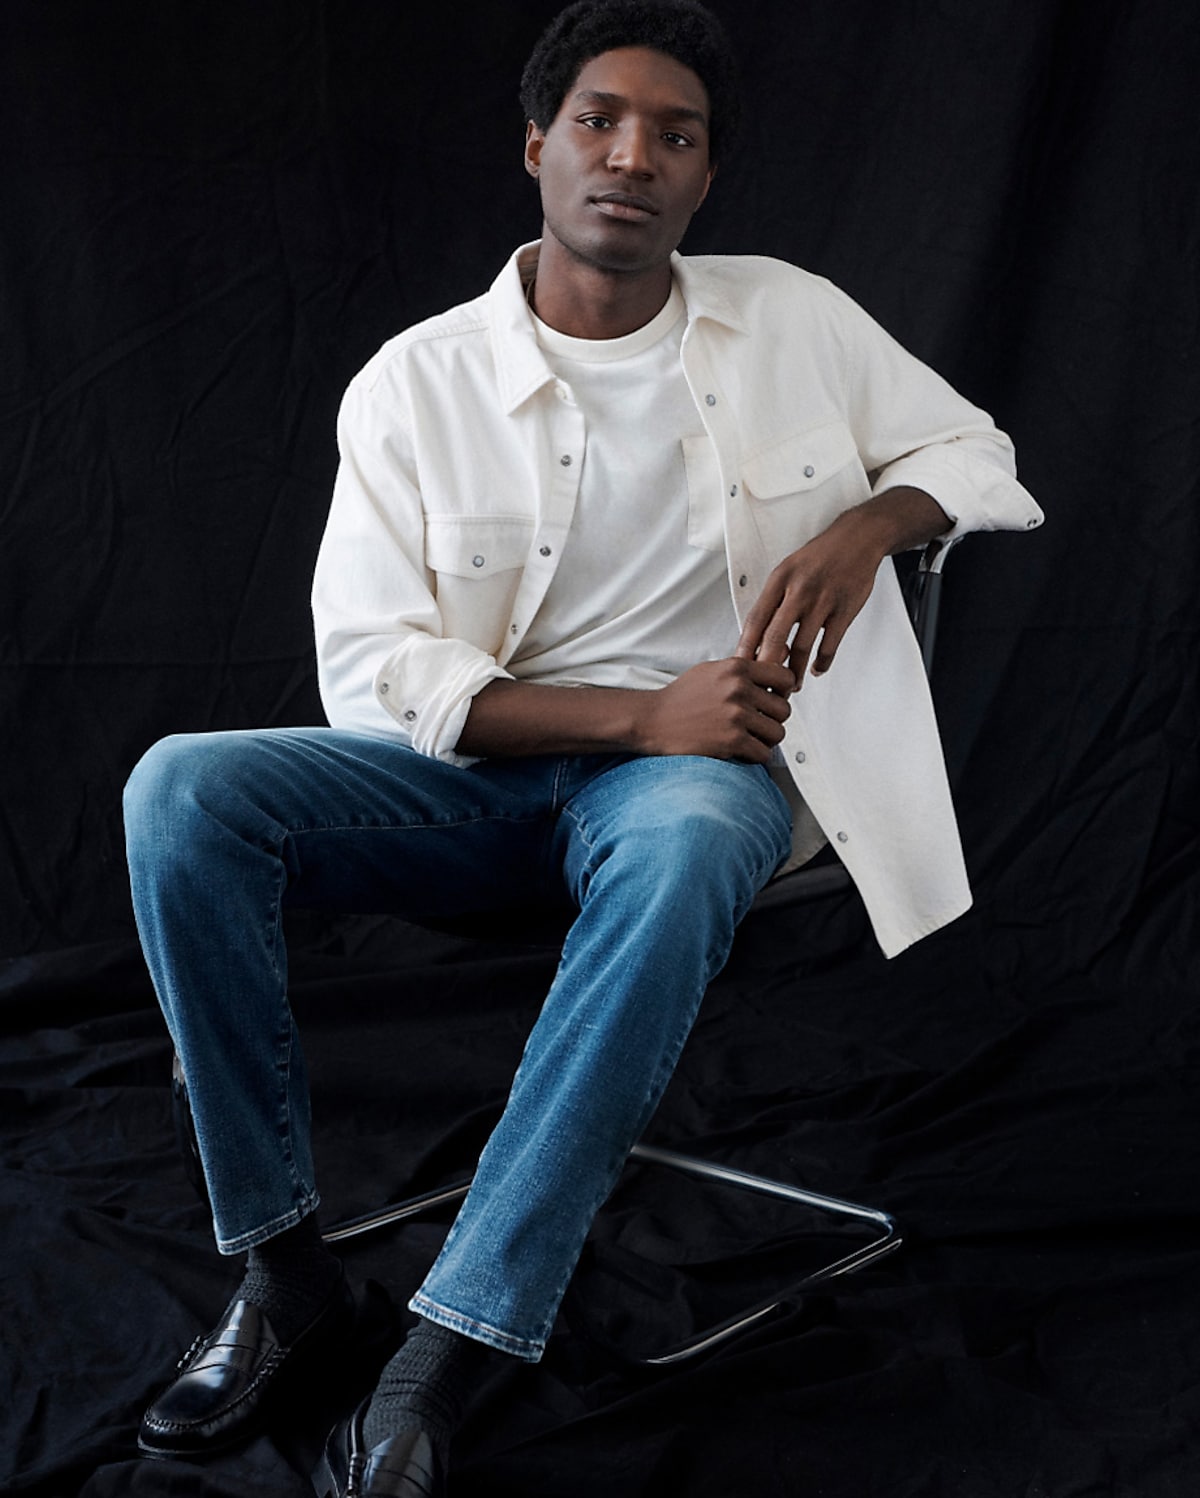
[632,657,795,762]
[735,488,952,687]
[735,515,884,684]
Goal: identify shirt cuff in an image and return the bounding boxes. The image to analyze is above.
[375,641,512,766]
[870,441,1044,544]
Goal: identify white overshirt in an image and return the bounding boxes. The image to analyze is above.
[312,242,1044,958]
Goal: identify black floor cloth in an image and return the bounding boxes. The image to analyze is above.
[2,879,1197,1497]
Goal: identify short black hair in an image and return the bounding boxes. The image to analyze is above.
[520,0,741,163]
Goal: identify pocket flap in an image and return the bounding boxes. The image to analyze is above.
[743,423,859,499]
[424,515,533,578]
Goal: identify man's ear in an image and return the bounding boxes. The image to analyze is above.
[696,161,717,211]
[524,120,545,178]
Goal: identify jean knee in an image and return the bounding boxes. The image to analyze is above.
[125,734,194,826]
[124,732,249,857]
[596,774,788,905]
[652,772,787,857]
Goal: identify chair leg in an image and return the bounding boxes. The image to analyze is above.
[320,1143,902,1368]
[622,1143,901,1365]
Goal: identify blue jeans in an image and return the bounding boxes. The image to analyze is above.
[124,729,792,1361]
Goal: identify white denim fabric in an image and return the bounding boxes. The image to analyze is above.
[312,242,1044,957]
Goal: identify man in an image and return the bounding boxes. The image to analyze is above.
[124,2,1043,1494]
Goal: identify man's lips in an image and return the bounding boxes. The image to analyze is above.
[590,192,659,220]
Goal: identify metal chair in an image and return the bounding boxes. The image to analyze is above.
[172,541,952,1368]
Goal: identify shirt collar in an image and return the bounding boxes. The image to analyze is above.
[670,252,750,337]
[487,241,748,415]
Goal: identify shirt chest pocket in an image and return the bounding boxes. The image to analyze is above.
[743,422,869,557]
[424,515,534,650]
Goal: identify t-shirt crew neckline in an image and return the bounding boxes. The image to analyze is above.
[530,282,686,363]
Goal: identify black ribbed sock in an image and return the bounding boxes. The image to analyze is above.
[362,1318,496,1463]
[230,1214,342,1343]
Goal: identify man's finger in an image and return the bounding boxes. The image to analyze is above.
[786,623,822,687]
[756,620,794,666]
[810,615,849,676]
[746,706,789,747]
[734,589,778,659]
[745,658,796,694]
[746,684,791,725]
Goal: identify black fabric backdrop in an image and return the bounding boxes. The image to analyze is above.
[1,1,1198,1494]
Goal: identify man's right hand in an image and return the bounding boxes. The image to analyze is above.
[631,657,794,762]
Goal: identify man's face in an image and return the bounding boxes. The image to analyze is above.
[525,46,715,277]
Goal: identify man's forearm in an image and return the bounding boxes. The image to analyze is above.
[456,678,647,758]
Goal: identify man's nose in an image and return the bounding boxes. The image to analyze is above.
[607,121,655,176]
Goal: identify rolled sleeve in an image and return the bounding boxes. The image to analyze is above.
[835,284,1045,541]
[373,636,509,765]
[869,430,1044,542]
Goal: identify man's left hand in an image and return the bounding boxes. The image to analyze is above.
[734,487,952,688]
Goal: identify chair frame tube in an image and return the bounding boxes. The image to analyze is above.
[321,1143,901,1367]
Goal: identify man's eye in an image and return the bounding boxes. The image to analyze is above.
[663,131,694,147]
[579,115,612,129]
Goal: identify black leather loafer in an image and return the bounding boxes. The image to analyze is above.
[314,1400,443,1497]
[139,1269,353,1458]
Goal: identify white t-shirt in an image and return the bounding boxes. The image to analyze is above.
[510,282,737,688]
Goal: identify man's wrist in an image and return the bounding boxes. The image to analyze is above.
[457,678,648,758]
[848,486,952,558]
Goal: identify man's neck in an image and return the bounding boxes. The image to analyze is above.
[529,237,674,340]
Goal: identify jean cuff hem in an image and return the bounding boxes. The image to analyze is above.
[215,1191,322,1256]
[409,1293,543,1363]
